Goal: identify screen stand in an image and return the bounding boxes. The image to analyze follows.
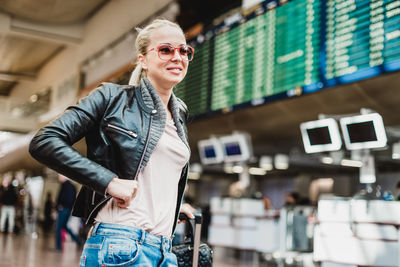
[359,150,376,184]
[238,164,250,189]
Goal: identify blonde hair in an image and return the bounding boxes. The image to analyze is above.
[129,19,184,86]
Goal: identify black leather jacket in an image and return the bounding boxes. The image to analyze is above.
[29,82,189,234]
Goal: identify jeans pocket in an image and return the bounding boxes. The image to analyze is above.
[102,237,140,266]
[80,235,105,266]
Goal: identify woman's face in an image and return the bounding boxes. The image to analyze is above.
[139,26,188,90]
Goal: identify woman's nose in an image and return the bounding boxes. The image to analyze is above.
[171,49,182,61]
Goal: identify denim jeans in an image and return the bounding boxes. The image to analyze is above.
[56,208,81,250]
[80,222,177,267]
[0,205,15,232]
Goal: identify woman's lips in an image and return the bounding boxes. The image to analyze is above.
[167,67,183,74]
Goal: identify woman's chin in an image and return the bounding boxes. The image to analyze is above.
[166,76,184,87]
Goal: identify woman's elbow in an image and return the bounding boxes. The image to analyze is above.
[29,132,43,159]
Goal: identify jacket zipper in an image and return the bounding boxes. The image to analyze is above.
[91,124,136,205]
[85,110,156,224]
[171,163,189,236]
[107,123,137,138]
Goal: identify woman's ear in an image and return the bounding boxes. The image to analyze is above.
[138,54,148,70]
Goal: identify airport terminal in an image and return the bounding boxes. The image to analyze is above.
[0,0,400,266]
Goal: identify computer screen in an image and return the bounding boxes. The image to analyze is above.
[219,133,252,162]
[340,113,387,150]
[204,145,217,158]
[224,142,242,156]
[307,126,332,146]
[346,121,378,143]
[198,138,224,164]
[300,118,342,153]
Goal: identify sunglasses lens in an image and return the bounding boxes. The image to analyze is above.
[157,45,194,61]
[158,45,174,60]
[179,46,193,61]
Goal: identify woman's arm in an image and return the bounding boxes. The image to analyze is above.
[29,84,116,195]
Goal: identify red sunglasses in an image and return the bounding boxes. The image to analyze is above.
[146,44,194,61]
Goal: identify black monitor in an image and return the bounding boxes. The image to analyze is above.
[340,113,387,150]
[300,118,342,153]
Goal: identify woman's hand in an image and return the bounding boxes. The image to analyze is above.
[178,203,196,223]
[106,177,138,208]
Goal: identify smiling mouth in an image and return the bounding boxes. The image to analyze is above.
[167,67,183,71]
[167,67,183,74]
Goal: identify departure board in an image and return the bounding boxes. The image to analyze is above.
[273,0,321,93]
[175,0,400,117]
[211,0,321,111]
[175,41,211,115]
[325,0,400,84]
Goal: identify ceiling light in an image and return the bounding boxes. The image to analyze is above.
[224,163,234,174]
[232,165,243,173]
[188,172,200,180]
[30,94,38,103]
[341,159,363,168]
[249,167,266,176]
[321,157,333,164]
[190,163,202,173]
[392,142,400,160]
[274,154,289,170]
[259,155,273,170]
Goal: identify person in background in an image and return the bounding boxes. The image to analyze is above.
[284,191,301,206]
[43,192,54,233]
[55,174,81,251]
[0,173,18,234]
[29,19,193,266]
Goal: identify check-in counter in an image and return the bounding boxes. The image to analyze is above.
[208,197,282,252]
[314,197,400,267]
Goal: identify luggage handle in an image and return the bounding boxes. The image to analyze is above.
[178,213,202,267]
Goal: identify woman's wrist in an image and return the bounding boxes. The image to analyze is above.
[106,176,118,195]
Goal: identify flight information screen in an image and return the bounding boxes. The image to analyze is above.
[175,0,400,117]
[324,0,400,85]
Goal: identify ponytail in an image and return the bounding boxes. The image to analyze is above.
[129,63,145,86]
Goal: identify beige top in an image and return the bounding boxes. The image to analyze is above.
[95,119,190,237]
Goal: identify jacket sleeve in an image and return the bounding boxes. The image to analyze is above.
[29,84,116,195]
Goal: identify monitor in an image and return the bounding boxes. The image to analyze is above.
[219,133,252,162]
[300,118,342,153]
[340,113,387,150]
[198,138,224,164]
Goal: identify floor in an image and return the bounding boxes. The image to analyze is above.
[0,232,260,267]
[0,232,81,267]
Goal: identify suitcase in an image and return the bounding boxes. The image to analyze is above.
[172,213,213,267]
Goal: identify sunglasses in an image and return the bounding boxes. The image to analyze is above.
[147,44,194,61]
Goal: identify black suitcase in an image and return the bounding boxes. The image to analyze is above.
[172,213,213,267]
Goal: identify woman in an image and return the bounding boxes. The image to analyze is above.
[29,19,195,266]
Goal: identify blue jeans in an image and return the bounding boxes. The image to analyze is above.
[80,222,177,266]
[56,208,81,250]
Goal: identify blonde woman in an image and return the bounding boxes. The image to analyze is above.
[30,19,194,266]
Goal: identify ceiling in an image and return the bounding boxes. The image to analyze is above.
[0,0,110,96]
[0,0,109,24]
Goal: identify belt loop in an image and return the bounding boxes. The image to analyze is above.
[167,238,172,252]
[139,229,146,245]
[91,222,101,237]
[161,237,170,253]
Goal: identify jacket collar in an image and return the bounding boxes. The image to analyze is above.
[140,78,189,148]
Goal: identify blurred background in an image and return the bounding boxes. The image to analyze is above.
[0,0,400,266]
